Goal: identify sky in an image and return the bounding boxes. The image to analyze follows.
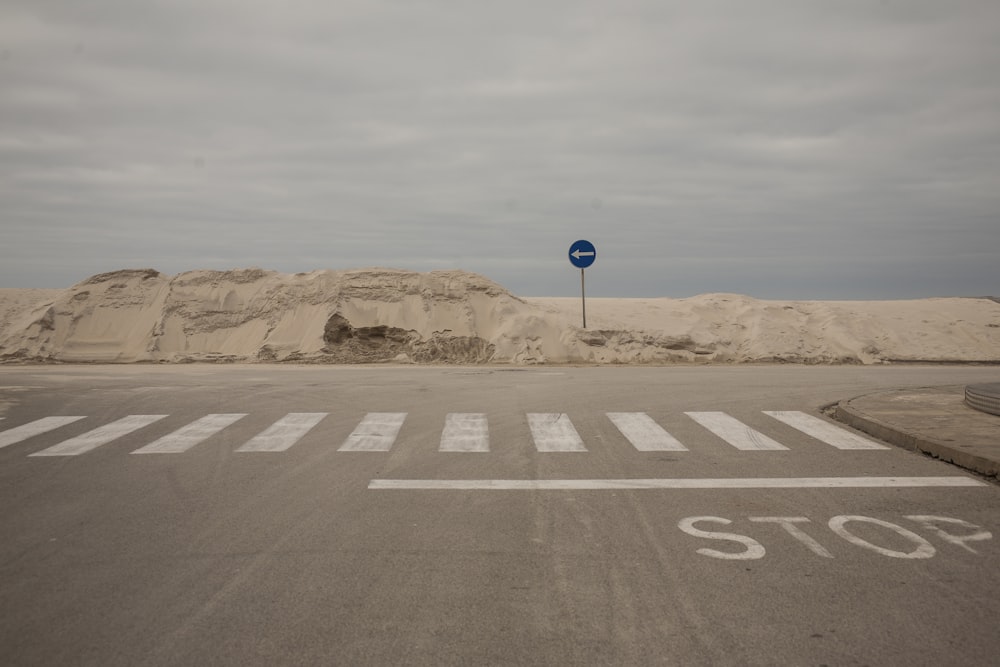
[2,0,998,298]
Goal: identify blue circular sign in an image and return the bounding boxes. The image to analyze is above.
[568,239,597,269]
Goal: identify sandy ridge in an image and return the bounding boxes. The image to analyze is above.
[1,268,998,365]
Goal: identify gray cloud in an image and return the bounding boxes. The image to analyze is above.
[2,0,998,297]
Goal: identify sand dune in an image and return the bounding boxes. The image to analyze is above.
[1,268,998,365]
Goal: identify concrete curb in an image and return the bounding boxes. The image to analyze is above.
[835,394,998,480]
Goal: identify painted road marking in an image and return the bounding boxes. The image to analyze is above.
[0,416,86,450]
[11,409,898,457]
[29,415,168,457]
[368,476,986,490]
[236,413,328,453]
[527,413,587,452]
[132,414,248,454]
[676,514,994,561]
[607,412,687,451]
[685,412,788,451]
[339,413,407,452]
[440,413,489,452]
[828,515,936,559]
[763,411,889,450]
[748,517,834,558]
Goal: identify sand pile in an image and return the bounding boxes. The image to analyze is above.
[0,268,567,364]
[528,295,1000,364]
[1,268,998,365]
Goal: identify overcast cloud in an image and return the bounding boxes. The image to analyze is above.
[2,0,998,297]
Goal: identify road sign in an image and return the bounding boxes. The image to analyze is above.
[568,240,597,269]
[568,240,597,328]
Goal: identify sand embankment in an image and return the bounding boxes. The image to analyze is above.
[1,268,998,365]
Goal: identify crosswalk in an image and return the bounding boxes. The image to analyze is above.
[134,414,248,454]
[0,410,889,458]
[236,413,328,453]
[685,412,788,451]
[28,415,167,457]
[0,416,86,450]
[339,413,408,452]
[439,413,489,452]
[527,413,587,452]
[608,412,687,451]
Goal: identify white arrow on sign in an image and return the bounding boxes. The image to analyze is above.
[571,249,596,259]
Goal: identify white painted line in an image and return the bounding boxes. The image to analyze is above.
[29,415,168,457]
[685,412,788,451]
[0,416,86,450]
[132,414,248,454]
[440,413,489,452]
[236,413,328,452]
[339,413,407,452]
[368,477,987,491]
[527,413,587,452]
[607,412,687,451]
[763,411,889,450]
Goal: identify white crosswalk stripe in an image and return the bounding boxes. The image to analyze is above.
[132,413,248,454]
[685,411,789,451]
[440,413,489,452]
[339,413,407,452]
[528,413,587,452]
[236,413,328,453]
[763,411,889,450]
[0,416,86,450]
[29,415,168,457]
[607,412,688,451]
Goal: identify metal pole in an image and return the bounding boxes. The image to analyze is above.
[581,268,587,329]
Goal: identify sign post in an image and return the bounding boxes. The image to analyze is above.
[568,240,596,328]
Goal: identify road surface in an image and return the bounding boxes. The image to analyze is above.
[1,364,998,665]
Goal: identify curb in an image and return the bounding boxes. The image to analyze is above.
[835,395,999,480]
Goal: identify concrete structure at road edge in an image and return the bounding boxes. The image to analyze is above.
[965,383,1000,417]
[836,384,1000,480]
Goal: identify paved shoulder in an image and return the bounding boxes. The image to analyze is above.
[836,385,1000,479]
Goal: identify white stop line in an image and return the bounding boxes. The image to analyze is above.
[368,476,986,490]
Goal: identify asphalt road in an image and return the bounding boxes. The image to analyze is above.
[1,364,998,666]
